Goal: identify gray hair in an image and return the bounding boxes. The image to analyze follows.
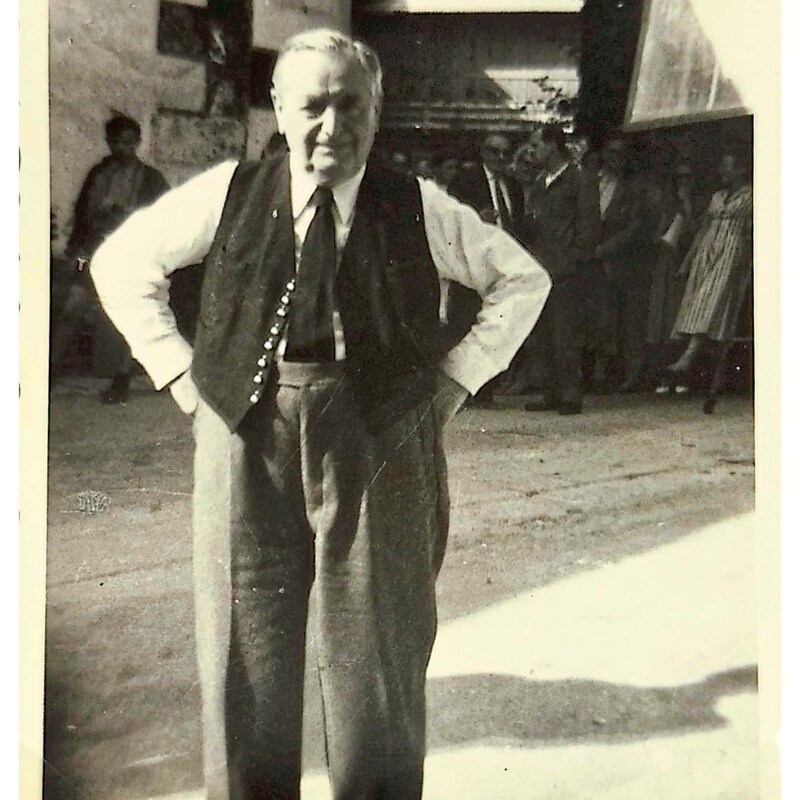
[271,28,383,107]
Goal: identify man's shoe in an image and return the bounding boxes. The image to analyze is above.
[467,398,497,409]
[101,375,131,404]
[558,401,583,416]
[618,378,640,393]
[524,398,560,412]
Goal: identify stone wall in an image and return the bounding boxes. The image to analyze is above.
[49,0,198,248]
[49,0,350,253]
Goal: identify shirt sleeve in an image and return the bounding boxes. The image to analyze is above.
[418,176,552,394]
[90,160,238,390]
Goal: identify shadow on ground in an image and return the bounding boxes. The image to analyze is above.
[426,666,757,750]
[41,390,757,799]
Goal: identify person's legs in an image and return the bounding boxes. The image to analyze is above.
[193,390,313,800]
[99,318,136,403]
[524,292,558,410]
[49,282,93,377]
[640,344,660,389]
[619,257,651,392]
[301,371,447,800]
[668,333,705,373]
[551,276,584,411]
[703,340,733,414]
[589,263,620,392]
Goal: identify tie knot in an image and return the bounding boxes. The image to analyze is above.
[312,186,334,209]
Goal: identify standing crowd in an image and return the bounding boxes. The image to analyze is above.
[45,27,756,800]
[377,126,753,415]
[51,115,752,416]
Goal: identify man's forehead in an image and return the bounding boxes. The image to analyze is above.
[109,129,139,142]
[485,134,510,147]
[275,49,370,93]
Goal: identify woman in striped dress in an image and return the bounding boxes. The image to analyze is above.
[658,150,753,412]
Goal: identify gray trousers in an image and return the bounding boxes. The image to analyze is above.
[192,361,449,800]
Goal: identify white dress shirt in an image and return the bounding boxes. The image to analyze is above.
[482,165,513,231]
[544,160,570,189]
[598,170,618,219]
[91,157,551,398]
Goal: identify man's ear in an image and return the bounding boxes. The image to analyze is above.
[270,87,284,133]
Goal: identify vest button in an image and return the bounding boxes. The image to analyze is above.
[276,307,287,317]
[270,325,280,335]
[280,295,290,305]
[264,340,274,350]
[249,393,260,404]
[287,281,295,291]
[253,374,263,384]
[257,356,267,368]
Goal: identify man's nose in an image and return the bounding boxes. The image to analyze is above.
[319,106,342,138]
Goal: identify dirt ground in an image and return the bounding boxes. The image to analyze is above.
[41,379,756,800]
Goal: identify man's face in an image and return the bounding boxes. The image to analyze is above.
[719,154,743,188]
[529,131,552,167]
[601,139,626,174]
[481,135,512,175]
[390,152,410,173]
[271,50,380,186]
[107,128,140,160]
[415,157,435,180]
[438,157,460,186]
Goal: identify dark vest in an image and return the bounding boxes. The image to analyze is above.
[191,154,445,432]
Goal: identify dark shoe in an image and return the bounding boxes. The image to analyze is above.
[703,397,717,415]
[524,398,560,412]
[618,378,641,393]
[558,401,583,416]
[464,396,496,409]
[498,382,534,397]
[101,375,131,404]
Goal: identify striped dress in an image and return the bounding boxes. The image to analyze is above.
[672,185,753,342]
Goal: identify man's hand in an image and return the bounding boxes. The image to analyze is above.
[168,369,199,416]
[432,371,469,426]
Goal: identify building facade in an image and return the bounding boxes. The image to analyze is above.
[49,0,350,250]
[353,2,583,156]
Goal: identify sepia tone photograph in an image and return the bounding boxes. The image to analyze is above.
[20,0,781,798]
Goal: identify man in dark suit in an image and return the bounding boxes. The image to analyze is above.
[449,133,524,231]
[585,134,648,392]
[446,132,526,403]
[51,114,169,402]
[92,29,551,800]
[523,124,600,414]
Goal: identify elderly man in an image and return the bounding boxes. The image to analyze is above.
[92,29,550,800]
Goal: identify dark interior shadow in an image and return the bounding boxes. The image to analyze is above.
[426,666,757,751]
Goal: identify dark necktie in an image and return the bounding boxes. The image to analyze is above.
[284,187,337,362]
[494,176,514,233]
